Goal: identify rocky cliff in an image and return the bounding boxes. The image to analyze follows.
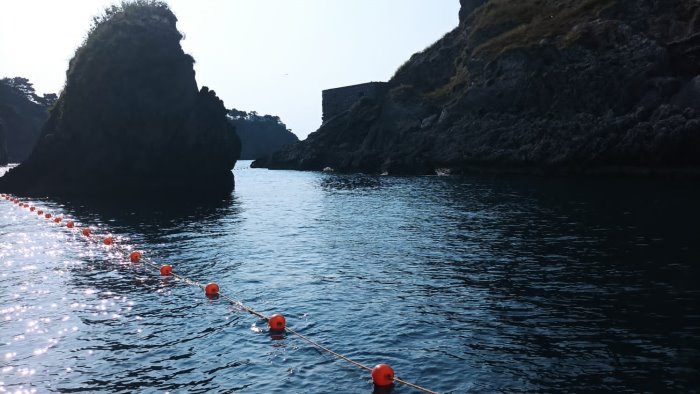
[228,109,299,160]
[0,78,53,163]
[0,1,240,196]
[254,0,700,175]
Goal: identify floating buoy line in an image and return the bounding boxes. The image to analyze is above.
[1,193,438,394]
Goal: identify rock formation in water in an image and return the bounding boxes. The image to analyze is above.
[0,1,240,196]
[0,77,54,163]
[254,0,700,175]
[228,109,299,160]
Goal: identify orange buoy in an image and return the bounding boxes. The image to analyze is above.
[66,221,75,229]
[268,314,286,332]
[103,236,113,246]
[129,251,141,263]
[30,206,35,212]
[54,217,62,223]
[82,228,91,237]
[37,210,43,215]
[371,364,395,387]
[205,282,219,297]
[160,264,173,276]
[45,213,52,219]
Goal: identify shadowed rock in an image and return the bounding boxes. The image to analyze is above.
[0,1,240,196]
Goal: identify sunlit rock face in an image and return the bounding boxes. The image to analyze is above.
[255,0,700,176]
[0,2,240,196]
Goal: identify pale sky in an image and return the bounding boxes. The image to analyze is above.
[0,0,459,139]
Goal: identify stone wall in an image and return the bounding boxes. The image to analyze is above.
[322,82,387,122]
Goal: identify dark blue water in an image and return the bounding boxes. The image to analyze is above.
[1,161,699,393]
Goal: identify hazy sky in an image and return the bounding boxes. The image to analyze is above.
[0,1,459,139]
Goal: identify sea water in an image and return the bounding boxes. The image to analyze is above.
[0,161,698,393]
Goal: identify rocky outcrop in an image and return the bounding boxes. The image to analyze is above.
[254,0,700,175]
[0,2,240,196]
[227,109,299,160]
[0,78,52,163]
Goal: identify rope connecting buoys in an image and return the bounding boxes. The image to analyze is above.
[205,282,220,298]
[160,264,173,276]
[129,251,141,263]
[372,364,395,387]
[268,313,286,332]
[0,195,439,394]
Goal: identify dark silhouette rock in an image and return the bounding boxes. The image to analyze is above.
[227,109,299,160]
[0,78,52,163]
[0,1,240,196]
[254,0,700,176]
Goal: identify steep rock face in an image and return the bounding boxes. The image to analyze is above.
[0,2,240,196]
[0,79,51,162]
[254,0,700,175]
[227,110,299,160]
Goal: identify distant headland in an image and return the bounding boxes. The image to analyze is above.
[227,109,299,160]
[0,77,55,165]
[254,0,700,175]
